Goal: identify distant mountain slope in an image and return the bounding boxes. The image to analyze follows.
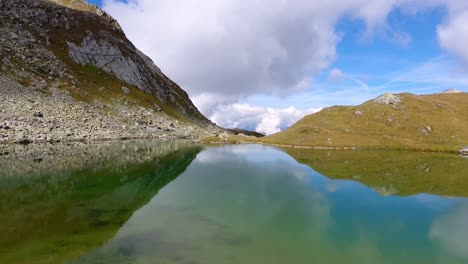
[0,0,223,143]
[263,92,468,151]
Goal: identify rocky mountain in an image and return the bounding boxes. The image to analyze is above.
[227,128,265,138]
[0,0,224,144]
[262,92,468,152]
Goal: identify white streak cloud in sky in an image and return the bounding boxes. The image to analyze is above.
[102,0,468,132]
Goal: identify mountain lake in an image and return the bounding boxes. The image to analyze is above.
[1,140,468,264]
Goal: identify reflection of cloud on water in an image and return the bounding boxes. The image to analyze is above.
[413,194,457,212]
[196,144,270,163]
[71,145,333,263]
[197,144,299,164]
[325,181,342,193]
[290,168,310,183]
[430,202,468,261]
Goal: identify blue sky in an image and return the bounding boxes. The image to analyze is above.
[247,6,465,109]
[92,0,468,133]
[244,6,468,111]
[87,0,102,6]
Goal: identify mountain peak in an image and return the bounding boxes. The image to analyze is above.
[441,88,462,94]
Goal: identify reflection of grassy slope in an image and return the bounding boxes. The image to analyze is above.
[284,148,468,196]
[263,93,468,151]
[0,146,202,264]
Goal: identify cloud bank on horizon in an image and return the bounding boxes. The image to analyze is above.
[102,0,468,134]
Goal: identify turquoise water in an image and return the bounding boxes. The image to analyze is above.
[1,142,468,263]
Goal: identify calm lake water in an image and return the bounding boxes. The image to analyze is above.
[1,141,468,264]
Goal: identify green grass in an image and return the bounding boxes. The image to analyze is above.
[262,93,468,152]
[46,0,97,12]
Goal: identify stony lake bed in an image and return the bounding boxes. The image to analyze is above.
[1,140,468,264]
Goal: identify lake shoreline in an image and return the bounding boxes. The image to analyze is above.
[0,134,204,146]
[203,138,465,154]
[3,135,464,156]
[261,142,463,154]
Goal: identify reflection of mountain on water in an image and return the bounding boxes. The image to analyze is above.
[0,140,202,264]
[283,148,468,197]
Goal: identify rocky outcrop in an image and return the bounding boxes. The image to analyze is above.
[66,31,174,104]
[374,93,401,105]
[67,33,141,81]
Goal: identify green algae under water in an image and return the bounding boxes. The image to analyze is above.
[1,141,468,264]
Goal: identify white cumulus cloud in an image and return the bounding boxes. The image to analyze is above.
[208,104,320,135]
[101,0,468,131]
[438,11,468,65]
[102,0,408,101]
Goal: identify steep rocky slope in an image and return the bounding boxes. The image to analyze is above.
[0,0,224,144]
[263,92,468,151]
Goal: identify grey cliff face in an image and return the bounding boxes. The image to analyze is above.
[66,32,180,106]
[67,33,148,91]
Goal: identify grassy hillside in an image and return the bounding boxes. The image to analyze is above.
[263,92,468,152]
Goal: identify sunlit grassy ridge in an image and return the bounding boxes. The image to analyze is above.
[47,0,97,12]
[284,148,468,197]
[263,93,468,152]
